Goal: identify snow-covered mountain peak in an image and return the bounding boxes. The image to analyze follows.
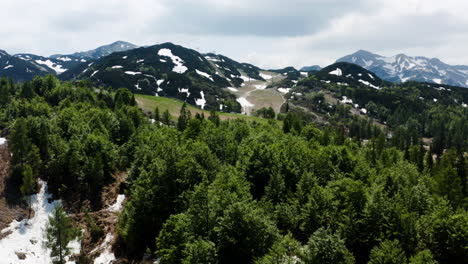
[337,50,468,87]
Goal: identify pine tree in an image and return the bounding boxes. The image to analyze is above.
[177,103,191,131]
[208,110,220,127]
[162,110,171,125]
[45,204,80,264]
[10,118,31,168]
[20,165,36,218]
[154,107,160,122]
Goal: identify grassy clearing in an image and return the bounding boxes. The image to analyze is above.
[135,94,277,124]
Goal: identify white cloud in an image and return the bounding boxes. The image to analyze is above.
[1,0,467,69]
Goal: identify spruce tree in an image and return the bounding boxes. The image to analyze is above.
[45,204,80,264]
[20,165,35,218]
[154,107,161,122]
[177,103,191,131]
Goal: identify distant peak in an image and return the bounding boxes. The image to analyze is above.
[352,49,379,57]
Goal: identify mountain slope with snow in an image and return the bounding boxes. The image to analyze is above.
[337,50,468,87]
[61,42,270,111]
[315,62,389,89]
[0,50,51,81]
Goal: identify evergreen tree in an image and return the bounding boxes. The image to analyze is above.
[20,165,35,218]
[154,107,161,122]
[368,240,407,264]
[44,204,80,264]
[162,110,171,125]
[208,110,220,127]
[177,103,191,131]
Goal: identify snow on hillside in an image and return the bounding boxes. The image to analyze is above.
[0,137,6,145]
[35,59,67,74]
[196,69,213,82]
[92,233,115,264]
[158,48,188,74]
[259,73,273,80]
[195,91,207,109]
[237,97,254,114]
[277,88,291,94]
[329,68,343,76]
[337,50,468,87]
[0,181,80,263]
[108,194,125,213]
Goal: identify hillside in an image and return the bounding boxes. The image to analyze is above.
[0,75,466,264]
[60,43,279,112]
[0,50,50,82]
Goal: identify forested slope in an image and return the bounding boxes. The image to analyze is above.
[0,75,466,264]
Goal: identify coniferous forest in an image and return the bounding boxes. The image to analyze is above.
[0,75,466,264]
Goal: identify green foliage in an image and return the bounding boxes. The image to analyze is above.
[304,228,355,264]
[368,240,407,264]
[215,202,280,264]
[181,238,217,264]
[45,204,80,264]
[2,75,467,264]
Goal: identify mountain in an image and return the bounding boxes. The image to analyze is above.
[51,40,138,61]
[315,62,389,89]
[300,65,321,72]
[61,42,268,111]
[13,53,82,75]
[0,50,50,82]
[337,50,468,87]
[0,41,138,82]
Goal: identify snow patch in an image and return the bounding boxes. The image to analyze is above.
[195,91,206,109]
[108,194,125,213]
[111,65,123,69]
[340,96,353,104]
[91,70,99,77]
[178,88,190,98]
[124,71,142,75]
[93,233,115,264]
[277,88,290,94]
[237,97,254,113]
[57,57,72,62]
[35,60,67,74]
[136,59,144,63]
[158,48,187,74]
[259,73,273,80]
[358,79,381,90]
[0,137,6,145]
[227,87,238,92]
[0,181,80,264]
[329,68,342,76]
[3,65,13,70]
[196,70,214,81]
[433,78,442,84]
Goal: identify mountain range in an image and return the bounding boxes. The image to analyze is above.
[1,41,468,113]
[0,41,138,82]
[337,50,468,87]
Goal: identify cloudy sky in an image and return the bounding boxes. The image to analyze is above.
[2,0,468,68]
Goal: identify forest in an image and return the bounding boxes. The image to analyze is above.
[0,75,466,264]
